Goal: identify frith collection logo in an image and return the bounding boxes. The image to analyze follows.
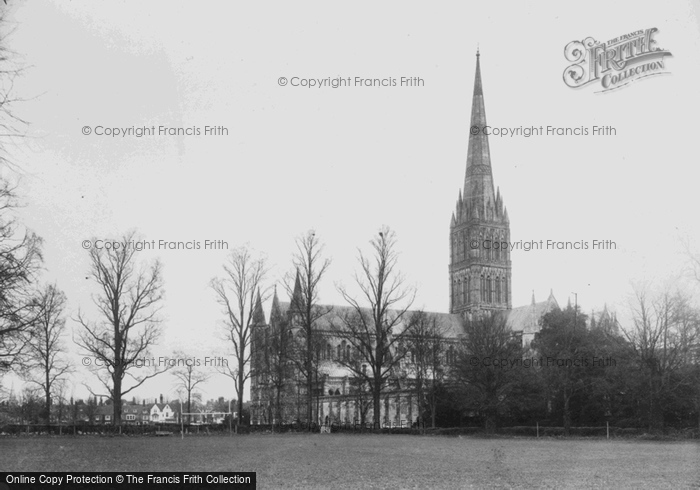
[563,28,672,93]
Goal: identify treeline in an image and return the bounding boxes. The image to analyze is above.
[426,293,700,434]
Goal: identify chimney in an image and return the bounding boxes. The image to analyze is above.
[159,394,163,404]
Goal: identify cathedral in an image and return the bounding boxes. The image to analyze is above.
[250,52,558,427]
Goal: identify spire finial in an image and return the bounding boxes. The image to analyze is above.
[476,44,480,57]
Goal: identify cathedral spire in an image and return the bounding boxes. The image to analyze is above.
[474,48,482,96]
[449,50,511,315]
[464,51,496,216]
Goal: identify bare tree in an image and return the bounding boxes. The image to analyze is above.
[0,9,44,382]
[0,182,43,377]
[335,226,415,429]
[621,285,700,430]
[283,230,332,429]
[405,310,446,430]
[211,246,268,426]
[23,283,71,423]
[76,231,167,426]
[0,9,30,172]
[259,311,296,428]
[170,350,210,424]
[683,245,700,429]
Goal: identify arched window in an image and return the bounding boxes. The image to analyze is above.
[346,345,351,361]
[504,278,508,304]
[458,279,462,306]
[464,276,469,305]
[480,275,485,302]
[487,275,492,303]
[496,277,501,303]
[326,344,332,360]
[337,344,341,360]
[447,345,455,364]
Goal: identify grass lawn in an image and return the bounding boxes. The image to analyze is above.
[1,434,699,489]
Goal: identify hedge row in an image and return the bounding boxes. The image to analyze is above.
[2,424,698,439]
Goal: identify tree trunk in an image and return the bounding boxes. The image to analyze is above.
[113,374,122,426]
[306,354,313,430]
[237,355,245,426]
[416,375,424,433]
[563,391,571,437]
[44,371,51,424]
[373,381,381,430]
[275,385,282,430]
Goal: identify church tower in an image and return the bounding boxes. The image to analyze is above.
[449,51,511,317]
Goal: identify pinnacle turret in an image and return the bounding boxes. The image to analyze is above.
[253,288,266,325]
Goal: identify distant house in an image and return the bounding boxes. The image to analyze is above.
[149,403,179,423]
[93,403,151,425]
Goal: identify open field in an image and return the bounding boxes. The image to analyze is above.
[1,434,699,489]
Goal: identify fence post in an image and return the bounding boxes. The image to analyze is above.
[536,422,539,438]
[606,421,609,440]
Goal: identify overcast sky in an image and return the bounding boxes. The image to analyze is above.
[3,0,700,403]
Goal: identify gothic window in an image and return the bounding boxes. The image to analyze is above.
[480,275,485,302]
[458,279,462,306]
[326,344,332,360]
[504,278,509,304]
[463,276,468,305]
[337,344,341,360]
[487,275,492,303]
[346,345,351,360]
[496,277,501,303]
[494,236,500,261]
